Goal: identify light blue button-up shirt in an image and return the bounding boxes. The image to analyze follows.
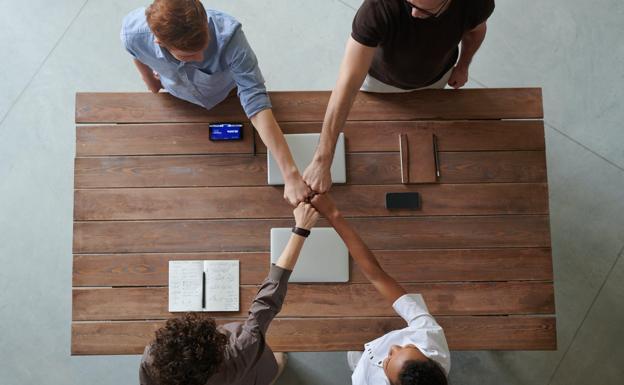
[121,7,271,118]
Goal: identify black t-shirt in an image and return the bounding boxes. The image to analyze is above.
[352,0,495,89]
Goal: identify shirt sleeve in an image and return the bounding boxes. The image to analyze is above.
[392,293,439,328]
[225,28,272,118]
[351,0,390,47]
[465,0,495,31]
[393,294,451,375]
[242,264,291,337]
[120,14,139,58]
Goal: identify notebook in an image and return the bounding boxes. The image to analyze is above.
[270,228,349,282]
[267,133,346,185]
[168,260,239,312]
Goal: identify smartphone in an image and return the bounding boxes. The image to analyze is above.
[385,192,421,210]
[209,123,243,141]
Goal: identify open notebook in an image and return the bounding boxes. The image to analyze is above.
[168,260,239,312]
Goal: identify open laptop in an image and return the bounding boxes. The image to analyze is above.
[270,228,349,283]
[267,133,346,185]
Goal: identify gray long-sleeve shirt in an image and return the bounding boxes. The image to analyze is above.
[140,265,291,385]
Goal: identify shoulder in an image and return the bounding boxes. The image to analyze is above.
[206,9,242,43]
[121,8,154,49]
[121,7,151,36]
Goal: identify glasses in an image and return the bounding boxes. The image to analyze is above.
[406,0,451,18]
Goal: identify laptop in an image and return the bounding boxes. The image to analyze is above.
[270,228,349,283]
[267,133,346,185]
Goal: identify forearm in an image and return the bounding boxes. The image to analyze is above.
[133,59,154,79]
[314,83,359,164]
[315,37,374,164]
[327,213,406,301]
[275,233,306,271]
[457,24,487,68]
[251,108,300,181]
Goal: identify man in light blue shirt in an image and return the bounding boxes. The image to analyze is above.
[121,0,310,205]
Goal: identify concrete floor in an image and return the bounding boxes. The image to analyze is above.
[1,0,623,384]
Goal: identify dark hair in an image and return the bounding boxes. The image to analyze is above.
[149,313,228,385]
[398,359,448,385]
[146,0,209,51]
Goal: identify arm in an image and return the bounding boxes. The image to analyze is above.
[227,29,310,205]
[303,37,376,193]
[244,203,319,335]
[311,194,406,304]
[132,59,162,93]
[250,109,311,206]
[447,22,488,89]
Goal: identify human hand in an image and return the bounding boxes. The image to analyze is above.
[310,193,339,222]
[143,70,163,93]
[447,65,468,89]
[284,175,312,207]
[303,158,333,194]
[293,202,319,230]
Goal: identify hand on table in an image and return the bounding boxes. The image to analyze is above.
[447,65,468,89]
[142,70,163,93]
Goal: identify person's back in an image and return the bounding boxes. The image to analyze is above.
[311,194,450,385]
[139,203,319,385]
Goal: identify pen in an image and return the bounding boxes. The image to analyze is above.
[433,134,440,179]
[202,271,206,309]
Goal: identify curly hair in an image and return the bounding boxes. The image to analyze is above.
[398,359,448,385]
[149,313,228,385]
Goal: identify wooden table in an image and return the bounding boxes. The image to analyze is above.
[71,89,556,355]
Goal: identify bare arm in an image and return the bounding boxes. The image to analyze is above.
[303,37,376,193]
[250,109,311,206]
[274,202,319,270]
[132,59,162,93]
[311,194,406,304]
[448,22,488,89]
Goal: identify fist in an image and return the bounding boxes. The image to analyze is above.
[293,202,319,230]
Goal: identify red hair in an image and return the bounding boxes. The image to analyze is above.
[146,0,209,51]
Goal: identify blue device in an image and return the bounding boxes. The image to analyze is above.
[209,123,243,141]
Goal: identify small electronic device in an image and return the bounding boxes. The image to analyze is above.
[209,123,243,141]
[385,192,421,210]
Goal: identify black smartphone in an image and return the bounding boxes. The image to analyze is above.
[385,192,421,210]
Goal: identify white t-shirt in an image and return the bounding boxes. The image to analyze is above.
[351,294,451,385]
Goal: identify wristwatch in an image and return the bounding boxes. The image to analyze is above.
[292,226,311,238]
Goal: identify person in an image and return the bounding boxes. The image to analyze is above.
[311,194,450,385]
[120,0,310,206]
[138,202,320,385]
[303,0,495,194]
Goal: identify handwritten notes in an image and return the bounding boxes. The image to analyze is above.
[168,260,239,312]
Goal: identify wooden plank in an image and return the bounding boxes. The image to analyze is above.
[73,248,554,287]
[76,123,254,156]
[277,120,546,152]
[76,89,543,123]
[71,316,557,354]
[74,151,546,188]
[72,282,554,321]
[74,184,549,220]
[73,248,553,287]
[76,120,545,156]
[73,216,550,254]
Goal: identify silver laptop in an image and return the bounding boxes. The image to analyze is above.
[267,133,346,185]
[270,228,349,283]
